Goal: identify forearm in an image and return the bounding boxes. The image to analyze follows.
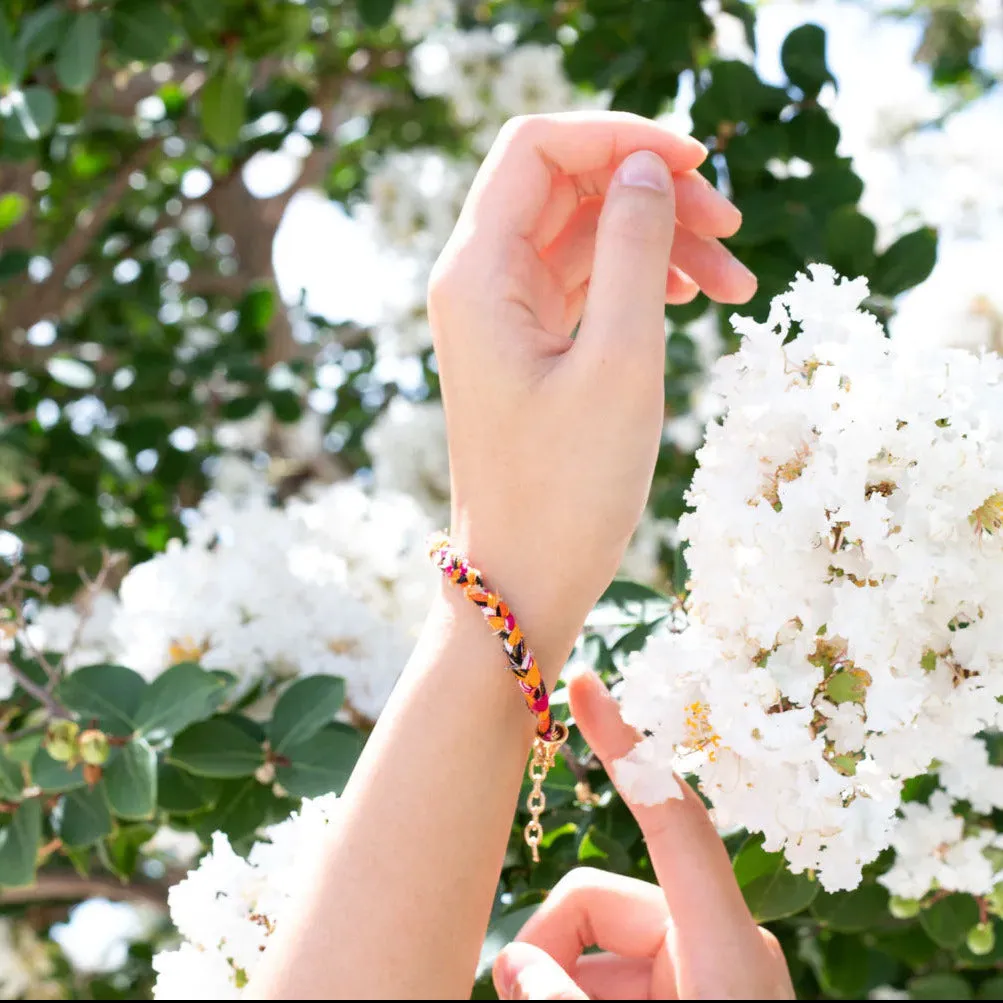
[249,581,577,1000]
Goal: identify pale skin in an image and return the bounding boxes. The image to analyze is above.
[249,111,796,1001]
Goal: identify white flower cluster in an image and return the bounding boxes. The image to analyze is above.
[617,265,1003,892]
[152,794,339,1000]
[881,791,1003,901]
[364,397,450,522]
[31,482,435,721]
[0,919,58,1000]
[392,0,456,43]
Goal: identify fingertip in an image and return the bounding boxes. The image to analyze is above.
[568,667,640,764]
[665,266,700,304]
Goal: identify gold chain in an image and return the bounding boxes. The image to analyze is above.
[523,721,568,863]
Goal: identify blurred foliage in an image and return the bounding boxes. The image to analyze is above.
[0,0,998,999]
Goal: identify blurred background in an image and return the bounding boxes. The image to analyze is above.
[0,0,1000,998]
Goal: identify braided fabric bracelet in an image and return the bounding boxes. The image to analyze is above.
[428,531,568,861]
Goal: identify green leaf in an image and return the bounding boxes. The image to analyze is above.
[134,662,230,741]
[785,108,840,162]
[275,723,361,798]
[269,388,302,423]
[157,763,218,814]
[0,249,31,280]
[105,822,157,880]
[6,86,58,142]
[920,892,980,949]
[238,286,275,332]
[733,833,782,888]
[268,677,346,753]
[0,749,22,800]
[690,61,787,133]
[781,24,834,96]
[742,865,818,922]
[55,13,102,94]
[200,64,247,148]
[358,0,397,29]
[0,799,41,887]
[110,0,178,63]
[826,207,877,277]
[60,784,113,846]
[476,905,539,982]
[612,617,666,659]
[4,732,41,765]
[577,825,631,872]
[169,718,265,778]
[908,973,973,1000]
[57,664,147,737]
[597,579,672,611]
[104,740,156,820]
[192,777,274,843]
[0,193,28,233]
[977,975,1003,1000]
[29,748,85,793]
[0,14,22,87]
[811,883,889,932]
[871,226,938,299]
[17,7,67,63]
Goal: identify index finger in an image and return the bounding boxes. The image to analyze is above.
[460,111,708,242]
[566,668,763,955]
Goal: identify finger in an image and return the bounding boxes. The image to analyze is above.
[463,112,706,243]
[575,151,676,368]
[540,198,603,293]
[567,669,762,956]
[515,868,672,975]
[673,170,742,238]
[666,266,700,305]
[494,942,590,1001]
[534,164,738,252]
[669,228,757,304]
[574,954,660,1001]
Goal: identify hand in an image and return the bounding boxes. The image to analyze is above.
[493,669,796,1001]
[428,112,756,675]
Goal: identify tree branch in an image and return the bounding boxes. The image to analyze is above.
[0,869,184,908]
[2,139,160,337]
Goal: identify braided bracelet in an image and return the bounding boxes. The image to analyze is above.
[428,532,568,861]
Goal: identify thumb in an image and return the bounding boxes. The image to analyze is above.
[575,150,676,368]
[494,942,590,1001]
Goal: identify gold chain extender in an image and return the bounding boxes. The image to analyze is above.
[523,722,568,862]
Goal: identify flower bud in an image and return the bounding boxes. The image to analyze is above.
[966,922,996,956]
[78,729,110,766]
[45,720,80,763]
[888,896,921,919]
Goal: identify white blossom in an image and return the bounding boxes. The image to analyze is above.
[618,265,1003,891]
[392,0,456,43]
[153,794,339,999]
[364,397,450,521]
[33,482,435,721]
[0,919,58,999]
[881,792,1003,900]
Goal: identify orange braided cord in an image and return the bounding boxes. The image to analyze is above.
[428,532,559,740]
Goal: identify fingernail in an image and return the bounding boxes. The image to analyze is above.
[616,150,670,192]
[494,953,516,1000]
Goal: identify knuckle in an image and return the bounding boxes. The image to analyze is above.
[552,866,603,902]
[497,114,536,148]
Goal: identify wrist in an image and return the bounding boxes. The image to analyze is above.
[435,527,586,689]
